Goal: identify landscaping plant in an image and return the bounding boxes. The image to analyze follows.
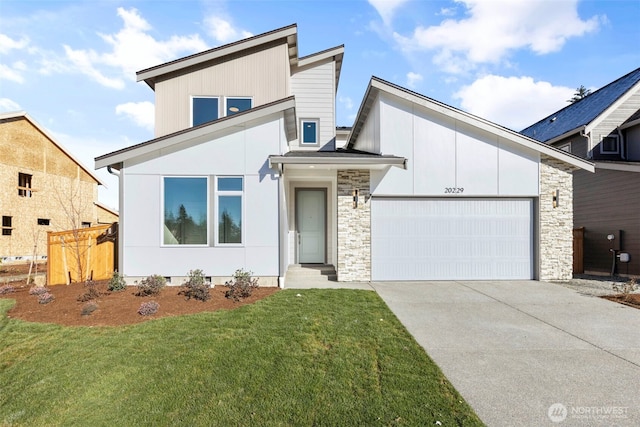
[225,268,258,301]
[0,284,15,295]
[29,286,50,296]
[37,292,55,304]
[107,270,127,292]
[135,275,166,297]
[612,276,638,301]
[77,280,99,302]
[179,269,210,301]
[137,301,159,316]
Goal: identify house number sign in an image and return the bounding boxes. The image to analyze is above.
[444,187,464,194]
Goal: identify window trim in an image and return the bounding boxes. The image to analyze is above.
[301,119,320,145]
[600,135,620,154]
[191,96,220,127]
[215,176,244,246]
[161,176,210,247]
[224,97,253,116]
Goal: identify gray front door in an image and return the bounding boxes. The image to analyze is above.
[296,189,326,263]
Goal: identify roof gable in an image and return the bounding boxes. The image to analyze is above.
[0,111,104,185]
[521,67,640,142]
[348,77,594,172]
[95,97,296,169]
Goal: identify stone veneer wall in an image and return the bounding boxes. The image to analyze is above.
[337,170,371,281]
[539,155,576,280]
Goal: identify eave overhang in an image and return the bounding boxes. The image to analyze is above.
[268,153,406,171]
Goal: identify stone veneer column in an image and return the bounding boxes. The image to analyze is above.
[337,170,371,282]
[539,155,576,281]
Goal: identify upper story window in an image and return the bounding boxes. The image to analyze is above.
[217,177,243,245]
[226,97,252,116]
[2,216,12,236]
[600,135,619,154]
[18,173,32,197]
[301,119,319,145]
[557,142,571,153]
[192,97,220,127]
[163,177,209,245]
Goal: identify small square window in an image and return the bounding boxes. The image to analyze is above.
[226,97,252,116]
[192,97,219,126]
[600,135,619,154]
[301,120,319,144]
[2,216,12,236]
[82,222,91,228]
[18,173,32,197]
[557,143,571,153]
[37,218,50,226]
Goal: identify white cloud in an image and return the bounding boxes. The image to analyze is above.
[50,7,208,89]
[0,34,29,54]
[0,98,21,112]
[339,96,354,110]
[394,0,601,73]
[0,63,25,83]
[368,0,410,25]
[406,71,423,88]
[204,16,253,44]
[115,101,155,130]
[453,74,574,130]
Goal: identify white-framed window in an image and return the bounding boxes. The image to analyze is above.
[557,142,571,153]
[301,119,319,144]
[192,96,220,126]
[225,97,252,116]
[216,177,243,245]
[163,177,209,245]
[600,135,620,154]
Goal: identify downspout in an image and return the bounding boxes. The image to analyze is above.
[106,165,122,277]
[580,126,591,159]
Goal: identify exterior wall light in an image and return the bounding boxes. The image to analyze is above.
[552,190,559,208]
[352,189,359,209]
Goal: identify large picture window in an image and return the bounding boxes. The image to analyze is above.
[217,177,243,244]
[192,97,219,126]
[163,177,208,245]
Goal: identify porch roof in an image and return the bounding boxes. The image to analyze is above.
[268,149,406,170]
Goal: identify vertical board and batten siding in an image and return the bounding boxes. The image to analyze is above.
[369,93,540,197]
[573,168,640,275]
[590,90,640,153]
[354,99,380,154]
[121,116,285,280]
[290,60,336,150]
[154,43,290,137]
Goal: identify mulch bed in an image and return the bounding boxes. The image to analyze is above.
[601,293,640,310]
[0,279,278,327]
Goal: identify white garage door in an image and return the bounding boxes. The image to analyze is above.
[371,198,534,281]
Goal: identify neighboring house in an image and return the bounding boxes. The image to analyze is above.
[0,111,117,263]
[521,68,640,276]
[95,24,593,286]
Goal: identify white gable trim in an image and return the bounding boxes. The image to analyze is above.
[585,80,640,135]
[349,77,594,173]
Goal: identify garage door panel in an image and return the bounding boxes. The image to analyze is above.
[371,198,533,280]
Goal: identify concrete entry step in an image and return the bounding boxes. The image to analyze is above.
[285,264,337,285]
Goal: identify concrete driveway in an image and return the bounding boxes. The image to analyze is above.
[371,281,640,427]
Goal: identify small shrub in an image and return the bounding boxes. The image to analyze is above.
[612,277,638,301]
[81,301,98,316]
[38,292,55,305]
[225,269,259,301]
[135,275,166,297]
[108,270,127,292]
[77,280,99,302]
[0,284,15,295]
[29,286,50,296]
[138,301,159,316]
[179,269,211,301]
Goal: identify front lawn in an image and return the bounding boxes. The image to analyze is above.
[0,289,482,426]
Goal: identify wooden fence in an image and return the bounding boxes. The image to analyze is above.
[47,223,118,285]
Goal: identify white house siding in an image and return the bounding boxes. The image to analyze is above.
[154,43,290,137]
[590,90,640,153]
[356,100,380,155]
[120,116,285,285]
[290,60,336,150]
[370,93,540,198]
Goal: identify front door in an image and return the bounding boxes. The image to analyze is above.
[296,189,326,263]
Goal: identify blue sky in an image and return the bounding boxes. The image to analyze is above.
[1,0,639,210]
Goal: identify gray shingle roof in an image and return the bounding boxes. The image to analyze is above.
[520,68,640,142]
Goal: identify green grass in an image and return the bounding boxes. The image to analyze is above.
[0,290,483,426]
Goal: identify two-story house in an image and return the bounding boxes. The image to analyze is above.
[0,111,117,263]
[96,24,593,286]
[521,68,640,276]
